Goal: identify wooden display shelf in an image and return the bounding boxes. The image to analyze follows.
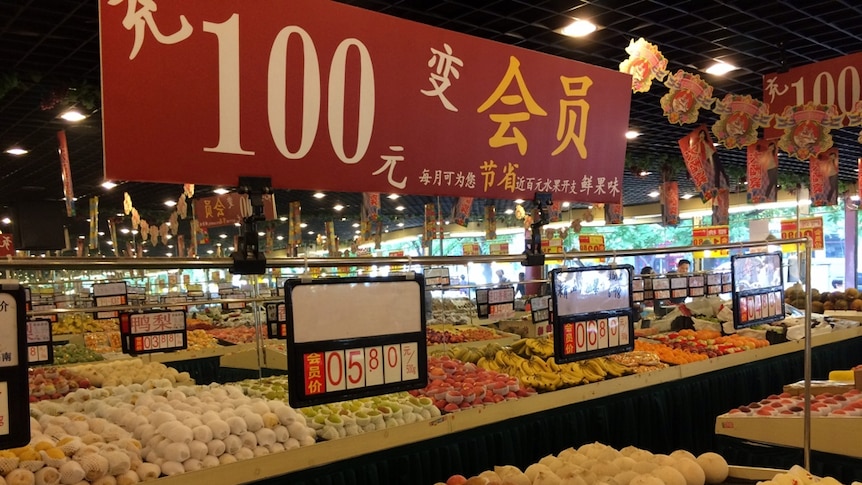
[715,414,862,459]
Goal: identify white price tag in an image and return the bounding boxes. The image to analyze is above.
[364,346,384,387]
[401,342,419,381]
[325,351,346,392]
[619,316,630,345]
[574,321,588,354]
[345,349,365,390]
[586,320,598,351]
[608,317,620,347]
[597,319,609,350]
[383,344,401,383]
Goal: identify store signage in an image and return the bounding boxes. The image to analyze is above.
[0,234,14,257]
[193,193,277,229]
[0,283,30,448]
[530,296,552,324]
[266,302,287,339]
[541,237,564,254]
[780,217,824,250]
[284,275,427,408]
[578,234,605,252]
[475,286,515,319]
[92,281,128,319]
[462,243,480,256]
[692,225,729,257]
[26,319,53,365]
[730,252,785,329]
[763,51,862,139]
[119,310,189,354]
[551,265,634,363]
[99,0,630,203]
[424,267,451,287]
[489,242,510,256]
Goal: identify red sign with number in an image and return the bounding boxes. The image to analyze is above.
[780,217,824,250]
[99,0,631,203]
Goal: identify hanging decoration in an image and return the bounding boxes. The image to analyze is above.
[809,148,840,207]
[660,181,679,227]
[149,224,159,246]
[289,201,302,246]
[547,201,563,223]
[570,218,582,234]
[89,197,99,251]
[604,203,623,225]
[451,197,473,227]
[712,188,729,226]
[485,205,497,240]
[774,102,843,160]
[845,100,862,143]
[582,208,595,223]
[177,194,188,219]
[168,212,179,235]
[177,235,185,259]
[619,38,669,93]
[660,70,714,125]
[711,94,773,149]
[57,130,76,217]
[746,139,779,203]
[183,184,195,198]
[424,203,438,247]
[679,125,720,201]
[325,221,338,256]
[362,193,380,222]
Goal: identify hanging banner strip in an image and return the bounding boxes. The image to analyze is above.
[88,196,99,251]
[485,205,497,240]
[57,130,75,217]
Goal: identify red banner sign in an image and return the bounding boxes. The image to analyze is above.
[192,193,276,229]
[57,130,75,217]
[0,234,14,257]
[780,217,824,250]
[763,51,862,139]
[99,0,631,203]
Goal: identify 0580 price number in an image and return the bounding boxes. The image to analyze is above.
[303,343,419,395]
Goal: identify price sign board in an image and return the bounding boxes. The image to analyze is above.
[780,217,824,251]
[93,281,128,319]
[119,310,188,355]
[0,282,30,448]
[285,275,427,408]
[688,275,706,298]
[462,243,480,256]
[26,319,53,365]
[578,234,605,252]
[424,267,451,287]
[489,243,509,256]
[266,302,287,339]
[475,286,515,319]
[551,265,634,363]
[731,252,785,329]
[530,296,552,324]
[31,303,57,323]
[692,225,730,257]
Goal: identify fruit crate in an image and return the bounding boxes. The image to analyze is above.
[426,328,521,355]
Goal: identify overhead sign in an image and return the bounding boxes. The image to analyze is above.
[119,310,189,354]
[0,283,30,448]
[692,225,729,257]
[99,0,631,203]
[780,217,824,251]
[284,275,427,408]
[763,51,862,138]
[193,193,277,229]
[730,252,785,329]
[550,265,634,363]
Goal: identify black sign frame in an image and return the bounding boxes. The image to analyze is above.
[0,284,30,449]
[550,265,635,364]
[284,275,428,408]
[266,302,287,339]
[92,281,128,320]
[26,318,53,365]
[475,285,515,319]
[530,296,552,324]
[731,252,785,329]
[119,310,189,355]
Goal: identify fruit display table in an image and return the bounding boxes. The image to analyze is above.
[715,415,862,458]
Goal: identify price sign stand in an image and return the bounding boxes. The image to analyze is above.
[731,252,786,330]
[0,282,30,448]
[266,302,287,339]
[119,310,188,355]
[475,286,515,319]
[93,281,129,319]
[424,267,451,287]
[550,265,635,364]
[26,319,53,365]
[285,275,427,408]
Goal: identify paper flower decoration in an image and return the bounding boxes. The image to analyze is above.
[123,192,133,215]
[177,194,188,220]
[183,184,195,198]
[139,220,149,240]
[570,218,582,234]
[514,204,526,220]
[660,70,715,125]
[159,223,169,245]
[774,102,844,160]
[582,209,594,223]
[169,212,179,235]
[711,94,773,149]
[149,225,159,246]
[130,208,140,231]
[618,38,668,93]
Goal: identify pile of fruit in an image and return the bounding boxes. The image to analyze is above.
[205,326,259,344]
[787,283,862,313]
[648,329,769,358]
[186,329,220,350]
[411,356,534,412]
[426,325,500,345]
[53,313,117,334]
[63,359,193,389]
[434,442,731,485]
[634,340,708,365]
[51,343,105,365]
[83,331,123,354]
[433,342,504,364]
[724,389,862,416]
[607,351,669,374]
[28,367,92,402]
[478,350,631,392]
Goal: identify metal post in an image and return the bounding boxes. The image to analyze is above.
[803,237,813,470]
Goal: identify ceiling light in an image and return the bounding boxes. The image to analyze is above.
[387,194,400,200]
[648,190,660,198]
[352,223,360,228]
[234,222,241,227]
[101,181,118,189]
[98,231,105,236]
[300,223,308,228]
[60,109,87,122]
[625,130,640,139]
[166,234,172,239]
[514,199,525,204]
[396,205,405,211]
[1,218,10,224]
[167,244,174,248]
[560,19,597,37]
[705,61,738,75]
[120,228,130,234]
[165,252,172,257]
[355,230,361,234]
[562,202,571,208]
[207,249,214,254]
[397,222,404,227]
[115,212,124,217]
[228,247,235,251]
[258,231,265,236]
[5,147,28,156]
[78,235,85,239]
[681,193,694,200]
[164,200,177,207]
[276,235,284,241]
[106,240,113,245]
[333,204,344,211]
[313,192,326,199]
[213,188,230,195]
[638,170,653,177]
[505,209,514,215]
[219,233,227,239]
[308,230,315,235]
[279,216,287,222]
[131,230,138,235]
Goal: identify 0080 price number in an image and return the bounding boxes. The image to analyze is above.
[562,316,630,356]
[303,343,419,396]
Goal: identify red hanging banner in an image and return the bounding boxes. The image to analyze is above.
[746,140,778,204]
[809,148,839,207]
[57,130,75,217]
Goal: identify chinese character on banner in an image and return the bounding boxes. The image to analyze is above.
[711,94,773,149]
[485,206,497,240]
[747,140,779,204]
[0,234,14,257]
[604,203,623,225]
[660,70,714,125]
[451,197,473,227]
[618,38,668,93]
[661,181,679,227]
[679,125,721,201]
[774,102,844,161]
[809,148,839,207]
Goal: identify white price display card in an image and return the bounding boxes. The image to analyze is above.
[119,310,188,355]
[551,266,635,364]
[286,275,428,408]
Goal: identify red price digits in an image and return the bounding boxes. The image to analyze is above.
[587,320,598,349]
[365,346,384,386]
[326,352,345,391]
[0,416,4,427]
[575,322,587,352]
[384,344,401,383]
[346,349,364,388]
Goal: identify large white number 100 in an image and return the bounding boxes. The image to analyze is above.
[202,14,375,163]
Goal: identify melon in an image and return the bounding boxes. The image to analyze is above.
[696,452,729,484]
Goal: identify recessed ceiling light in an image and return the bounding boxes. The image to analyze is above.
[102,181,118,189]
[562,202,571,208]
[514,199,525,204]
[228,247,235,251]
[387,194,400,200]
[276,235,284,241]
[120,228,130,234]
[625,130,640,139]
[648,190,660,198]
[355,230,361,234]
[300,223,308,228]
[705,61,737,75]
[258,231,265,236]
[352,223,360,228]
[396,205,405,211]
[1,217,10,224]
[313,192,326,199]
[505,209,514,215]
[308,230,315,235]
[60,109,87,122]
[106,241,113,245]
[333,204,344,211]
[165,252,172,257]
[234,222,241,227]
[98,231,105,236]
[397,222,404,227]
[279,216,287,222]
[219,233,227,239]
[78,235,85,239]
[681,193,694,200]
[131,230,138,235]
[207,249,214,254]
[164,200,177,207]
[638,170,653,177]
[5,147,28,156]
[560,19,597,38]
[213,188,229,195]
[115,212,124,217]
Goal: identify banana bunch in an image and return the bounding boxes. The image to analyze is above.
[509,337,555,359]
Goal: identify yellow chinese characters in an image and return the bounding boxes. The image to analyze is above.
[552,76,593,158]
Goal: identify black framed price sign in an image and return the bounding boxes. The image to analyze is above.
[266,302,287,339]
[551,265,635,364]
[652,277,671,300]
[0,282,30,448]
[424,267,451,287]
[475,286,515,319]
[93,281,128,319]
[119,310,188,354]
[688,275,706,297]
[284,275,427,408]
[26,319,53,365]
[731,252,785,329]
[530,296,551,324]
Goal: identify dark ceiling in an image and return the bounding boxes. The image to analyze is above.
[1,0,862,254]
